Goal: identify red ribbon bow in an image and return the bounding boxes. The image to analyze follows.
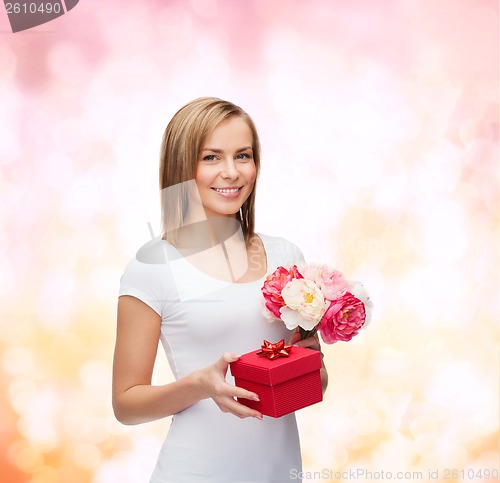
[257,339,293,360]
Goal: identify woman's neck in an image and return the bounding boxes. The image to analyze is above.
[174,215,243,252]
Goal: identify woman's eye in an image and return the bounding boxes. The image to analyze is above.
[203,155,217,161]
[236,153,251,160]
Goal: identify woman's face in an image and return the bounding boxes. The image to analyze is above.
[194,116,256,219]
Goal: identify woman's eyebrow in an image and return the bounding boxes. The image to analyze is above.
[202,146,253,153]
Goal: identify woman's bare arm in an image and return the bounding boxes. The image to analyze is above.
[112,295,262,425]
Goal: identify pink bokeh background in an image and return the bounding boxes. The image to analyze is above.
[0,1,498,482]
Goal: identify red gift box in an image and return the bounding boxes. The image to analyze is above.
[230,344,323,418]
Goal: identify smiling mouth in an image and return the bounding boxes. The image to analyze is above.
[211,187,242,193]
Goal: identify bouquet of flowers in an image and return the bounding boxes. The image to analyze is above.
[261,263,373,343]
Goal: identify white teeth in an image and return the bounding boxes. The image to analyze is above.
[214,188,240,193]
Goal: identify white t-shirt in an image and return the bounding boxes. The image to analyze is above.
[119,233,305,483]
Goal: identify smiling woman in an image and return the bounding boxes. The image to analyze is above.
[158,97,261,249]
[112,97,327,482]
[194,117,257,220]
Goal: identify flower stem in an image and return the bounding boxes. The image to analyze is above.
[299,327,317,341]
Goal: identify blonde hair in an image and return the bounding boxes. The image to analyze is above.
[159,97,261,247]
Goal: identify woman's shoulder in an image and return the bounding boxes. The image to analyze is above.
[257,232,305,265]
[120,237,177,284]
[134,236,176,264]
[119,238,182,313]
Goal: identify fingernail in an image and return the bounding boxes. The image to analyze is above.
[250,395,260,402]
[255,413,263,420]
[231,353,241,358]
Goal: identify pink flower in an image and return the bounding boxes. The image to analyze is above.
[348,281,373,326]
[261,265,303,319]
[318,292,366,343]
[261,263,372,345]
[296,262,349,300]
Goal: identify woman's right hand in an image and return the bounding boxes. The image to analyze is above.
[194,353,263,420]
[113,297,262,425]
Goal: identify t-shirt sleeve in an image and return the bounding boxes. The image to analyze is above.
[288,239,305,264]
[118,258,166,316]
[260,233,306,268]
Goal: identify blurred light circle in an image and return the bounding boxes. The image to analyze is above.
[48,42,87,86]
[352,409,381,436]
[16,386,61,450]
[0,257,16,297]
[8,378,37,414]
[80,360,109,391]
[0,43,16,86]
[80,226,107,258]
[89,267,122,301]
[30,465,59,483]
[14,444,43,473]
[35,268,75,330]
[106,416,130,436]
[73,442,101,470]
[36,150,75,189]
[3,346,35,376]
[459,118,495,145]
[191,0,218,17]
[426,361,493,412]
[83,418,110,445]
[411,195,467,264]
[475,80,498,102]
[0,112,19,161]
[52,117,85,154]
[157,7,193,57]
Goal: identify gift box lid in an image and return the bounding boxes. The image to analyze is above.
[230,346,321,386]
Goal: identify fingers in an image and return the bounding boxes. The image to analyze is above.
[214,352,240,371]
[289,330,302,346]
[215,395,263,420]
[292,334,321,352]
[210,377,259,404]
[212,383,262,419]
[223,352,241,363]
[233,387,260,403]
[205,353,262,419]
[216,352,261,401]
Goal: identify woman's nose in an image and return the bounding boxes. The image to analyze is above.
[220,158,239,179]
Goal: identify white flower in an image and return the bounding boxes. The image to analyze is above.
[280,278,326,330]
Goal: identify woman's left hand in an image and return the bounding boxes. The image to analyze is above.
[288,328,321,352]
[289,328,328,394]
